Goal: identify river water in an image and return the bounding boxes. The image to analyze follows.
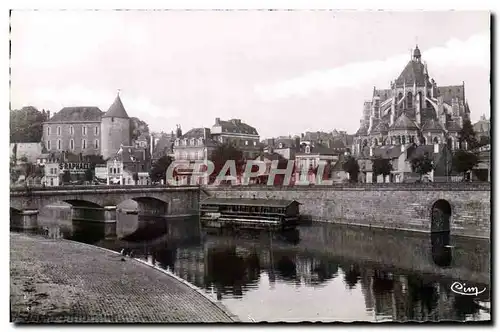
[33,204,491,323]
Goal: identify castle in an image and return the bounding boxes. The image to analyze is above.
[41,93,131,160]
[352,45,470,157]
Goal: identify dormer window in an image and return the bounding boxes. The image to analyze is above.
[305,146,311,154]
[190,138,195,146]
[198,138,204,145]
[279,143,283,148]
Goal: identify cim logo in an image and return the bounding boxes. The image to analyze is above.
[450,282,487,296]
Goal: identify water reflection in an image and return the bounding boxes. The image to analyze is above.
[30,215,490,322]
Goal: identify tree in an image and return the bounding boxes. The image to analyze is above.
[209,143,245,183]
[452,150,479,181]
[150,155,173,183]
[478,136,490,147]
[372,157,393,182]
[133,172,139,185]
[458,119,478,150]
[10,106,47,143]
[130,117,150,142]
[62,170,71,184]
[84,168,94,183]
[342,156,360,183]
[410,153,434,181]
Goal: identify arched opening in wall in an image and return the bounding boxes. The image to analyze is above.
[433,137,439,144]
[430,200,452,267]
[407,92,413,109]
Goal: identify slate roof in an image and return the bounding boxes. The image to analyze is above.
[390,113,420,131]
[296,143,338,156]
[421,118,445,133]
[113,146,146,163]
[216,119,258,135]
[201,197,300,208]
[394,60,432,87]
[255,152,285,162]
[46,107,103,123]
[437,85,464,104]
[180,128,219,146]
[446,121,462,132]
[102,95,129,119]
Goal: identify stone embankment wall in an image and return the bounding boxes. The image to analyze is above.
[204,184,491,239]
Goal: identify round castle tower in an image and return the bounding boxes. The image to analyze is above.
[101,93,131,160]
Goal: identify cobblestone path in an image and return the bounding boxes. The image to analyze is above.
[10,232,236,323]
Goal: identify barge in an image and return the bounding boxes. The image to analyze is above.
[200,197,301,231]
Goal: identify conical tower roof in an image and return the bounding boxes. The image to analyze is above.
[102,94,129,119]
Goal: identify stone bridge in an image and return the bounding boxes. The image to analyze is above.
[10,185,200,237]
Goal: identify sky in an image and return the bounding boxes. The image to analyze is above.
[10,10,490,139]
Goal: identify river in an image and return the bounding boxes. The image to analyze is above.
[32,203,491,323]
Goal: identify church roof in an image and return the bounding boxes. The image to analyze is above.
[102,95,129,119]
[355,126,368,136]
[46,107,103,123]
[421,118,445,133]
[390,113,419,131]
[371,121,389,134]
[394,60,431,87]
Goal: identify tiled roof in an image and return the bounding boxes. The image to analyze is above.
[255,152,285,162]
[103,95,129,119]
[390,113,419,131]
[421,118,445,133]
[46,107,103,123]
[395,60,432,87]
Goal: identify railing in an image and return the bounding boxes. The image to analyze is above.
[10,184,200,193]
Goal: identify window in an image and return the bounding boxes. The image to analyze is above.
[175,139,179,146]
[94,139,99,149]
[95,126,99,135]
[82,139,86,149]
[253,141,257,146]
[70,139,74,150]
[82,126,87,136]
[47,140,51,150]
[57,139,61,150]
[47,127,51,136]
[69,126,74,135]
[57,126,61,136]
[50,178,54,186]
[109,167,112,174]
[245,140,248,145]
[190,138,195,146]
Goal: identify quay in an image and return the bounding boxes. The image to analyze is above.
[10,232,237,323]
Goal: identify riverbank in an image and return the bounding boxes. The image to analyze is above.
[10,232,237,323]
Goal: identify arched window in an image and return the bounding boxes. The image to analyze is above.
[402,136,406,144]
[70,139,74,150]
[305,146,311,154]
[57,126,61,136]
[422,136,427,145]
[69,126,74,136]
[407,92,413,109]
[57,139,62,150]
[433,137,439,144]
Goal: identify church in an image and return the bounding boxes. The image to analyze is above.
[352,45,470,157]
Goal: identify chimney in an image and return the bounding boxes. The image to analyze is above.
[215,117,220,125]
[434,143,439,154]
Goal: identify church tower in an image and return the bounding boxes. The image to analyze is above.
[101,92,131,160]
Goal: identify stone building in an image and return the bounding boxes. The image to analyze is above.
[353,45,470,157]
[41,93,131,160]
[210,118,260,159]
